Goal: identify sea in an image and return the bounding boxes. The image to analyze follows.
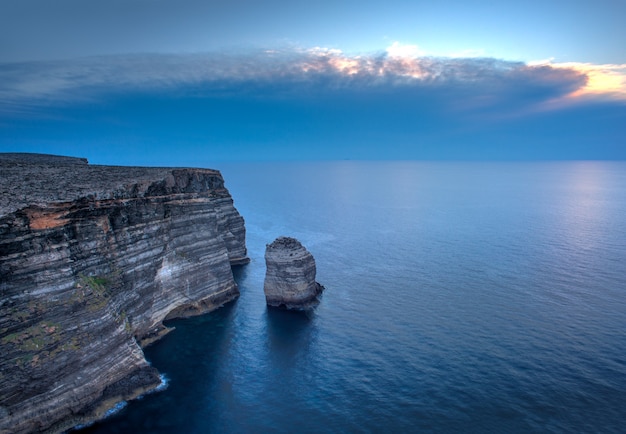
[78,161,626,433]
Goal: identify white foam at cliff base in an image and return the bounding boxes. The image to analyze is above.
[70,401,128,431]
[137,373,169,400]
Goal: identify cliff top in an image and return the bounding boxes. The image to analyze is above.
[266,236,304,251]
[1,153,222,217]
[265,236,312,262]
[0,153,89,165]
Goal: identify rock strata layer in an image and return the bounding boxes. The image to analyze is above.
[0,153,249,433]
[263,237,324,309]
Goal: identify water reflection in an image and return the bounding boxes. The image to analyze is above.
[266,308,314,340]
[74,162,626,433]
[265,308,315,369]
[557,161,612,252]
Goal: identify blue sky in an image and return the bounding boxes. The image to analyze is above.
[1,0,625,164]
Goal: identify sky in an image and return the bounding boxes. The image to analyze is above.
[1,0,625,164]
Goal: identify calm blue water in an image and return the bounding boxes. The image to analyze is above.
[80,161,626,433]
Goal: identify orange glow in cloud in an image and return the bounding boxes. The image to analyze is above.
[303,44,431,79]
[301,44,626,102]
[529,60,626,100]
[328,57,361,75]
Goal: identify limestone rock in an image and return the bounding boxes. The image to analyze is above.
[263,237,324,310]
[0,153,249,433]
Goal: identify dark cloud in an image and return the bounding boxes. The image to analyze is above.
[0,49,588,113]
[0,49,623,161]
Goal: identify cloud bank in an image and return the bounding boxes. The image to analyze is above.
[0,46,603,112]
[1,45,624,161]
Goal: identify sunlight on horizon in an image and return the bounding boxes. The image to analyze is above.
[303,42,626,101]
[530,60,626,100]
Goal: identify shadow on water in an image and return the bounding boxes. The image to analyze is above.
[264,307,316,370]
[266,307,314,341]
[77,300,239,434]
[231,263,249,282]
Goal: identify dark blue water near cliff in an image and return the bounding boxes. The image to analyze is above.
[81,162,626,433]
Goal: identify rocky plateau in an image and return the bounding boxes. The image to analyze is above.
[0,153,249,433]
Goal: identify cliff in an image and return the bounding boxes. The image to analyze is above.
[263,237,323,309]
[0,153,249,433]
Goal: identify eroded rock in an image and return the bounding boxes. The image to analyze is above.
[263,236,324,310]
[0,153,249,433]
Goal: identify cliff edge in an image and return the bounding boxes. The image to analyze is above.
[0,153,249,433]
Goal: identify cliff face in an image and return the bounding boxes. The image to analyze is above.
[263,237,323,310]
[0,154,249,433]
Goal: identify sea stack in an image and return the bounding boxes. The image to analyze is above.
[263,236,324,309]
